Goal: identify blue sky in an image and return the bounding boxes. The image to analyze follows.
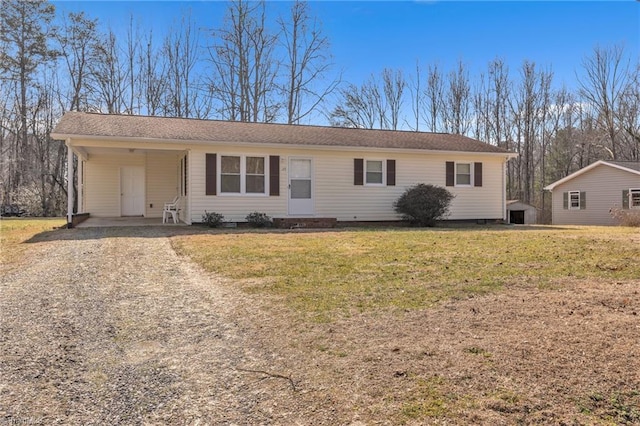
[55,0,639,93]
[318,1,639,89]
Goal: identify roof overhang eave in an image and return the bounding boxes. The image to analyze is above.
[544,160,640,191]
[51,133,517,157]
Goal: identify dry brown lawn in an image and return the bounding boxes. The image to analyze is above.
[1,222,639,425]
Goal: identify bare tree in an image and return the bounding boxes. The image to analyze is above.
[330,69,404,130]
[88,28,128,113]
[56,11,99,112]
[472,72,487,141]
[381,68,405,130]
[578,45,632,160]
[124,16,140,114]
[279,1,339,124]
[407,60,423,131]
[330,78,380,129]
[163,11,202,118]
[443,60,471,135]
[207,0,280,122]
[27,68,66,215]
[0,77,13,205]
[486,59,511,147]
[424,64,444,132]
[617,62,640,160]
[546,87,579,182]
[0,0,57,196]
[509,61,553,204]
[139,29,168,116]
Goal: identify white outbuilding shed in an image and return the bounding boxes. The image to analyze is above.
[506,200,538,224]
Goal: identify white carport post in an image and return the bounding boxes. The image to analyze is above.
[77,157,83,214]
[66,140,74,227]
[502,158,507,222]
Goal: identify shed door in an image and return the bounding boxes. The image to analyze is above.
[288,158,313,215]
[510,210,525,224]
[121,166,145,216]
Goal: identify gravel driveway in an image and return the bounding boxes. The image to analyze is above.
[0,227,314,425]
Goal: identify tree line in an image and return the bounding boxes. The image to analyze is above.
[1,0,638,219]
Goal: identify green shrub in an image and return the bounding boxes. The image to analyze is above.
[245,211,272,228]
[202,211,224,228]
[393,184,454,227]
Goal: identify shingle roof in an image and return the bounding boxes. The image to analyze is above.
[544,160,640,191]
[51,112,512,154]
[608,161,640,172]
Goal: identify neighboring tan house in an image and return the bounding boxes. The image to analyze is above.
[51,112,516,226]
[544,160,640,225]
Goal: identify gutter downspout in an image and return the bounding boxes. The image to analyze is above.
[66,139,74,227]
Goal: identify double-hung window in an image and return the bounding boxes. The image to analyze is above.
[456,163,471,186]
[245,156,265,193]
[221,156,242,193]
[220,155,266,195]
[568,190,580,210]
[365,160,384,185]
[630,188,640,209]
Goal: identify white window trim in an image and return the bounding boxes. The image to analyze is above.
[218,154,269,196]
[630,188,640,209]
[568,190,581,210]
[455,162,473,187]
[364,159,386,186]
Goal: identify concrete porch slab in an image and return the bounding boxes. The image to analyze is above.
[75,217,187,228]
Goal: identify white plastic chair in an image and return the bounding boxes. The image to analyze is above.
[162,196,180,224]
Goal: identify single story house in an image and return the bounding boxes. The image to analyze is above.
[51,112,517,227]
[544,160,640,225]
[506,200,537,225]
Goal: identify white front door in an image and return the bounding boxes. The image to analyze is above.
[121,166,145,216]
[288,158,313,215]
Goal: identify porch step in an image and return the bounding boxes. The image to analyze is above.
[273,217,337,229]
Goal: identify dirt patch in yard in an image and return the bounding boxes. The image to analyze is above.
[228,277,640,425]
[1,226,639,425]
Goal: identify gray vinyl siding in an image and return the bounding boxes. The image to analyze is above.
[551,164,640,225]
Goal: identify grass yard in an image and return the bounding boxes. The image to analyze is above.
[172,225,640,321]
[172,225,640,424]
[3,221,639,424]
[0,218,66,266]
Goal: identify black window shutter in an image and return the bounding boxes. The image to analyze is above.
[474,162,483,187]
[622,190,630,209]
[445,161,454,187]
[354,158,364,185]
[386,159,396,186]
[580,191,586,209]
[563,192,568,209]
[205,153,217,195]
[269,155,280,196]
